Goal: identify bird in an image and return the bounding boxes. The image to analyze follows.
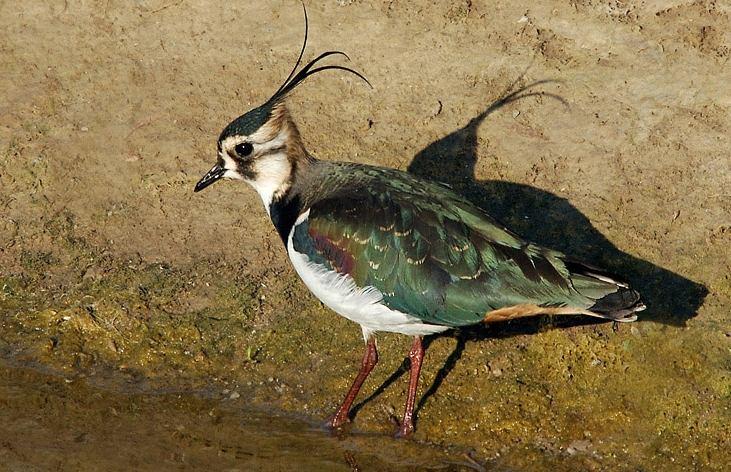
[193,6,645,438]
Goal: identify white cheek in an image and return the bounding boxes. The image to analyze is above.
[221,152,236,171]
[224,169,244,180]
[246,153,291,212]
[220,152,244,180]
[219,129,292,212]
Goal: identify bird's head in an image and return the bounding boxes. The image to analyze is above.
[194,4,370,209]
[195,99,305,207]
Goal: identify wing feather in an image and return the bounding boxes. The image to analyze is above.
[290,170,603,327]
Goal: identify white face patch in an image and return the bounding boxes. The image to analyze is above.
[247,152,292,211]
[218,127,293,212]
[220,150,243,180]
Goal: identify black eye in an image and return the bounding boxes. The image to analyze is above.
[234,142,253,158]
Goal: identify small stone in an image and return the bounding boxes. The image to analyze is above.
[80,126,89,132]
[430,100,443,118]
[512,110,520,118]
[566,439,592,455]
[486,361,503,377]
[82,266,104,280]
[228,391,240,400]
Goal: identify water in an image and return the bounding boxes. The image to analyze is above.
[0,358,479,471]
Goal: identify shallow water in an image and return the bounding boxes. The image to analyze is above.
[2,0,730,469]
[0,358,482,471]
[1,266,729,471]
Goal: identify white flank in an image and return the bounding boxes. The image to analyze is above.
[287,210,450,341]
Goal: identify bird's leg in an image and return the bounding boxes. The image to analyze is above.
[327,337,378,429]
[396,336,424,438]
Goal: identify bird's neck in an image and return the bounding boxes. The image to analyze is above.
[281,109,314,172]
[256,109,315,242]
[250,107,314,212]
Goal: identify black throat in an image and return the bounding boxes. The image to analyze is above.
[269,190,304,245]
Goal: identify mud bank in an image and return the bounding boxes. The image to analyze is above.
[1,0,730,470]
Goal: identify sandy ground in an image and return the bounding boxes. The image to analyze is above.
[1,0,730,470]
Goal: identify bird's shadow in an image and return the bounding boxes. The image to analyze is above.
[352,76,708,427]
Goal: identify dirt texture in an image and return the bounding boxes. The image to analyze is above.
[1,0,730,470]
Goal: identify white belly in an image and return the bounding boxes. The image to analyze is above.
[287,212,449,340]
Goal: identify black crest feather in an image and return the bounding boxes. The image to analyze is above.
[268,2,371,104]
[219,3,370,142]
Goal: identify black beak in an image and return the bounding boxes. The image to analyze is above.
[194,163,225,192]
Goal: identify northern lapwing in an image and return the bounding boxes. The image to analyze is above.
[194,6,645,437]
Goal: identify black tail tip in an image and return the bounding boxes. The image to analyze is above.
[591,288,645,322]
[610,301,646,322]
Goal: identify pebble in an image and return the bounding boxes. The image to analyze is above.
[228,391,240,400]
[566,439,592,455]
[430,100,443,118]
[486,360,506,377]
[486,361,503,377]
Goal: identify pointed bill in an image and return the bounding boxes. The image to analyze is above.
[194,163,225,192]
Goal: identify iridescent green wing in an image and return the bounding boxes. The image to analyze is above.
[292,169,610,326]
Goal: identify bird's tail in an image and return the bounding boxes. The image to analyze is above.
[565,259,646,322]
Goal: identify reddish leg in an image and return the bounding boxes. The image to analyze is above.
[327,337,378,429]
[396,336,424,438]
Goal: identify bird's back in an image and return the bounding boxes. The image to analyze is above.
[287,160,642,328]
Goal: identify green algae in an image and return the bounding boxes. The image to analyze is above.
[1,0,729,468]
[0,359,469,471]
[2,247,730,470]
[0,185,729,471]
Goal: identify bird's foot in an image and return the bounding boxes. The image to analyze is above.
[394,420,414,438]
[324,412,351,430]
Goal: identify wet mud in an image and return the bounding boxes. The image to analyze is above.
[1,1,730,470]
